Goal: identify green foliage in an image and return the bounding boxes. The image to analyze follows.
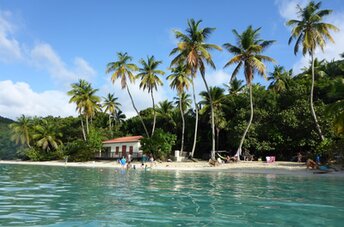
[0,116,17,160]
[140,129,176,160]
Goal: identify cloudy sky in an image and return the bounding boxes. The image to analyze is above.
[0,0,343,120]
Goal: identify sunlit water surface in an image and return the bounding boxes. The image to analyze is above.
[0,164,344,226]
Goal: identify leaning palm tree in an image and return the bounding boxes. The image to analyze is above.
[223,25,275,158]
[170,19,222,159]
[102,93,121,136]
[9,115,32,148]
[167,64,191,154]
[287,1,339,141]
[137,55,165,136]
[106,52,149,137]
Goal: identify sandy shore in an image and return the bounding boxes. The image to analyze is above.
[1,160,343,176]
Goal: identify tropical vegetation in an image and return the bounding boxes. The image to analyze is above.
[1,1,342,164]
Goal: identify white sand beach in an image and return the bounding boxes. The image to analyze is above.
[1,160,343,176]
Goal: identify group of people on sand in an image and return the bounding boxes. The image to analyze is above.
[118,154,156,170]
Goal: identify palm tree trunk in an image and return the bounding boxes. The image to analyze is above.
[86,115,89,135]
[151,90,156,136]
[236,83,254,159]
[109,114,113,138]
[200,74,216,160]
[179,93,185,154]
[80,116,86,141]
[190,77,198,158]
[126,86,150,137]
[216,127,220,152]
[310,52,325,141]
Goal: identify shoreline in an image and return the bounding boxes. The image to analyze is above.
[1,160,343,177]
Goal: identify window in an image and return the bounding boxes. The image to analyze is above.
[115,146,119,155]
[129,146,133,154]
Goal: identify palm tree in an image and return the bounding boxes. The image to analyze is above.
[156,100,176,126]
[223,25,275,158]
[170,19,222,159]
[287,1,339,141]
[224,77,245,96]
[114,110,126,126]
[167,64,191,154]
[326,78,344,136]
[67,79,101,140]
[137,55,165,136]
[33,119,63,152]
[82,85,101,133]
[268,65,292,92]
[9,115,32,148]
[67,79,88,140]
[102,93,121,136]
[199,87,226,151]
[106,52,149,137]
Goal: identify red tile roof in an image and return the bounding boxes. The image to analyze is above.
[103,136,143,144]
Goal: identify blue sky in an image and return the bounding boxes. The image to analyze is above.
[0,0,343,119]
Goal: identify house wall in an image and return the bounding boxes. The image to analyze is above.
[101,141,142,159]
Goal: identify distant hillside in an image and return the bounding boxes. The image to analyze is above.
[0,116,14,124]
[0,116,17,160]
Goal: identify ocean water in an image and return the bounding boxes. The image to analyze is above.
[0,164,343,226]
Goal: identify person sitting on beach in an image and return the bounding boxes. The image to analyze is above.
[306,159,318,169]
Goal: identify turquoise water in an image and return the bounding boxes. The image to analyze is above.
[0,164,344,226]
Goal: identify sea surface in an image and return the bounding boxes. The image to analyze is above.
[0,164,343,226]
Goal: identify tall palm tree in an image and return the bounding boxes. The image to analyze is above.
[170,19,221,159]
[268,65,292,92]
[223,25,275,158]
[67,79,88,140]
[33,119,63,152]
[102,93,121,136]
[167,64,191,154]
[9,115,32,148]
[287,1,339,141]
[67,79,101,140]
[137,55,165,136]
[82,84,101,133]
[106,52,149,137]
[199,87,226,151]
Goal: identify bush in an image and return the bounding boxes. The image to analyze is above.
[140,129,176,160]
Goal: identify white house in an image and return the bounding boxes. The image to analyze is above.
[97,136,143,159]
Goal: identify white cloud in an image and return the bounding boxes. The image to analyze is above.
[275,0,308,21]
[0,80,76,120]
[30,43,96,86]
[0,9,96,85]
[0,10,22,62]
[276,0,344,72]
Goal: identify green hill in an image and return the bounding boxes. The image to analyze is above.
[0,116,17,160]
